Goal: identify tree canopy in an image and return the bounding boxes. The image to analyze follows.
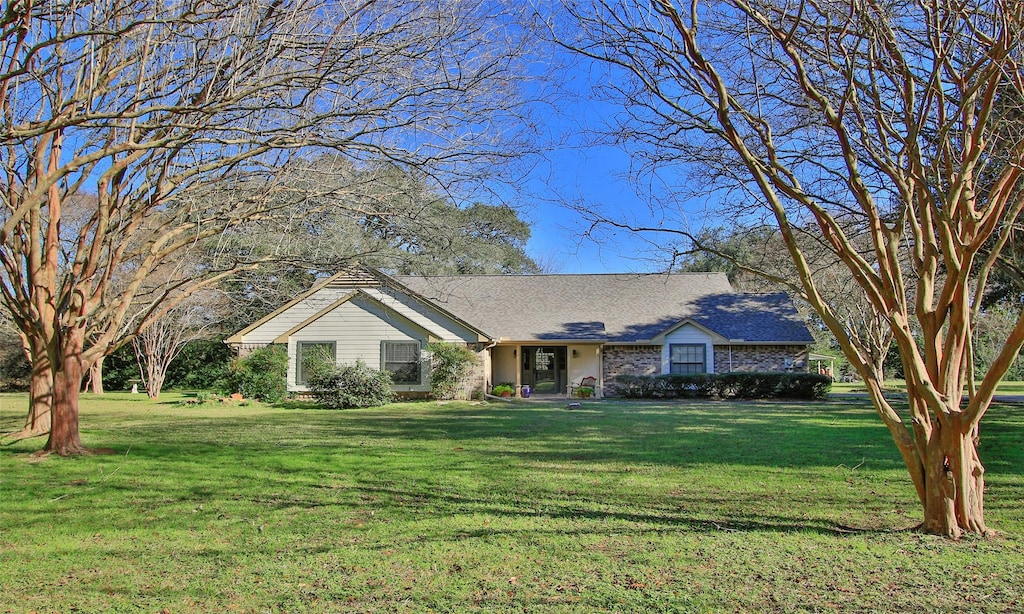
[1,0,543,454]
[213,157,539,330]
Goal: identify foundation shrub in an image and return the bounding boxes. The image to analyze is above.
[614,372,830,400]
[427,342,476,400]
[222,345,288,402]
[774,372,833,399]
[614,374,666,398]
[308,360,396,409]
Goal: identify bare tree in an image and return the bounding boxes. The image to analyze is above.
[133,291,222,399]
[1,0,541,455]
[675,224,898,381]
[555,0,1024,536]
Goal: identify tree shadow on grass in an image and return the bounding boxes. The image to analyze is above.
[15,397,1024,479]
[299,400,907,470]
[346,482,905,540]
[75,397,940,474]
[273,399,321,410]
[10,398,1022,538]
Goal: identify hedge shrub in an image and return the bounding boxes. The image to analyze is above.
[615,372,831,400]
[222,345,289,402]
[427,342,477,400]
[307,360,396,409]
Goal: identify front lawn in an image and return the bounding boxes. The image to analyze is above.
[2,393,1023,612]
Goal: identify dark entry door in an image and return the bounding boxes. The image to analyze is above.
[523,346,567,394]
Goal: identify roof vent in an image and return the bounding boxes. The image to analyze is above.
[325,268,382,288]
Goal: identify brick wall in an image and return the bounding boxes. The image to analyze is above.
[602,345,662,395]
[713,345,809,373]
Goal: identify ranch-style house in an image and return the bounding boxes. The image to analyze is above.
[226,267,816,397]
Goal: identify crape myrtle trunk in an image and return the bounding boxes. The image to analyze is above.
[43,328,88,456]
[918,413,987,537]
[23,335,52,436]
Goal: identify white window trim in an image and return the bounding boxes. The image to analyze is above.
[669,343,708,375]
[381,340,423,386]
[296,341,337,385]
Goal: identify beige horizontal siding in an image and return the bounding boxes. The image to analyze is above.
[360,287,480,342]
[287,298,427,390]
[241,287,353,344]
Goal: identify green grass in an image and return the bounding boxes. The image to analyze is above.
[993,381,1024,396]
[2,392,1023,612]
[828,381,905,394]
[829,379,1024,396]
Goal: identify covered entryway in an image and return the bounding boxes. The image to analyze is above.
[522,346,567,395]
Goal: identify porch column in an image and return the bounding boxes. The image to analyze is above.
[516,344,522,393]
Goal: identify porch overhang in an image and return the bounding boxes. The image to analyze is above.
[491,339,608,345]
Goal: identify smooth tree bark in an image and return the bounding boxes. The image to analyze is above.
[47,325,88,455]
[25,337,51,435]
[4,334,52,440]
[87,359,104,395]
[556,0,1024,536]
[0,0,540,454]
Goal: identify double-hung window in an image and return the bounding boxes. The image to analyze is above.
[383,341,421,385]
[670,343,706,374]
[296,341,336,385]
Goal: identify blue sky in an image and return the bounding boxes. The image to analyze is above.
[523,144,661,274]
[513,63,675,275]
[510,48,700,275]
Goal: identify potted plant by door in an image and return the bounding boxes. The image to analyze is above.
[574,386,594,399]
[492,383,515,398]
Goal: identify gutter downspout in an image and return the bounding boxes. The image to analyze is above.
[483,340,498,391]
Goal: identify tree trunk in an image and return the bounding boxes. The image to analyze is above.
[869,352,887,385]
[87,357,105,394]
[43,333,88,456]
[24,363,53,435]
[5,338,53,441]
[864,362,989,538]
[145,363,165,399]
[920,419,987,538]
[5,364,53,441]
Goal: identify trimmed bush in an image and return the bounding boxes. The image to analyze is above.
[222,345,289,402]
[717,372,779,398]
[657,374,718,398]
[614,374,666,398]
[614,372,831,400]
[308,360,396,409]
[427,342,477,400]
[774,372,834,399]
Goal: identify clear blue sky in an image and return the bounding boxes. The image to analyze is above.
[515,58,691,275]
[523,144,662,274]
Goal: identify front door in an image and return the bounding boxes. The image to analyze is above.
[523,346,567,394]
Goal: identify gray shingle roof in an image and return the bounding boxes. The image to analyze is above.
[395,273,814,344]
